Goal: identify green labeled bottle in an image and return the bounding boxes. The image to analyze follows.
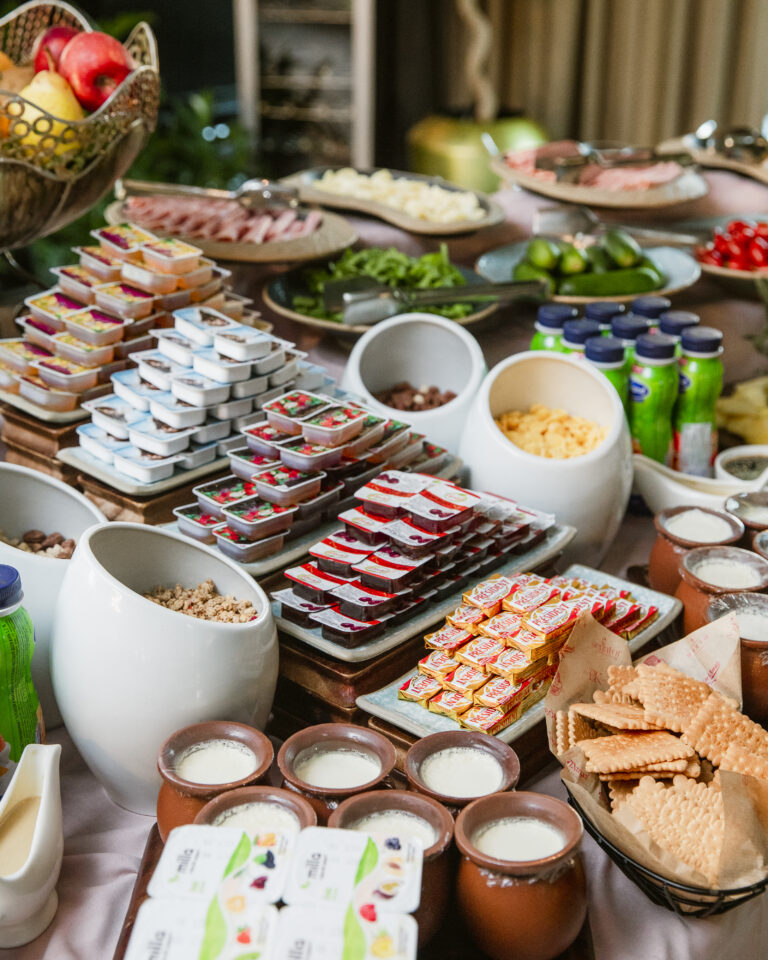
[629,333,678,464]
[673,326,724,477]
[585,300,625,336]
[630,295,672,332]
[530,304,577,352]
[658,310,700,357]
[611,313,652,371]
[0,564,43,795]
[585,335,628,411]
[561,318,601,359]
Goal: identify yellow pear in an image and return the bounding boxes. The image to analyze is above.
[14,69,83,155]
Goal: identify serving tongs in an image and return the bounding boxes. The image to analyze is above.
[532,205,704,248]
[534,143,695,183]
[689,120,768,164]
[322,277,548,326]
[115,177,301,210]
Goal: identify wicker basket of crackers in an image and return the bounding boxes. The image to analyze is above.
[546,613,768,917]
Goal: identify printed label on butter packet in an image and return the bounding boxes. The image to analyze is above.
[274,905,417,960]
[124,897,277,960]
[283,827,423,915]
[148,824,295,904]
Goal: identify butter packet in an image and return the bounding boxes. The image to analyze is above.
[149,824,296,905]
[124,899,277,960]
[274,905,417,960]
[283,827,423,915]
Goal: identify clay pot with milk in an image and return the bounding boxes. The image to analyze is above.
[674,546,768,635]
[708,592,768,726]
[648,506,744,596]
[328,789,454,946]
[454,791,586,960]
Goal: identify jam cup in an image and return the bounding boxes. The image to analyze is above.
[405,730,520,817]
[707,592,768,726]
[156,720,274,842]
[674,545,768,634]
[648,506,744,596]
[328,789,454,947]
[193,784,317,830]
[454,791,587,960]
[276,722,396,825]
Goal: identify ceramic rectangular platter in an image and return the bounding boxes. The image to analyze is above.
[355,563,682,742]
[271,523,577,662]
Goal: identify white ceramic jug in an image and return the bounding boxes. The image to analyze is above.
[0,743,63,948]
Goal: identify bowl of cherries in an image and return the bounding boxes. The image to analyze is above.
[696,218,768,293]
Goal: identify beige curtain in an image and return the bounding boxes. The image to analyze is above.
[440,0,768,143]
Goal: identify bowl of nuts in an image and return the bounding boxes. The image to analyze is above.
[0,462,105,727]
[339,312,486,452]
[50,522,278,814]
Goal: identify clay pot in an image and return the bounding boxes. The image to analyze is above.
[725,492,768,542]
[752,529,768,562]
[328,789,454,946]
[404,731,520,817]
[276,723,396,825]
[156,721,274,842]
[674,546,768,635]
[194,784,317,830]
[648,506,744,596]
[454,791,586,960]
[707,592,768,726]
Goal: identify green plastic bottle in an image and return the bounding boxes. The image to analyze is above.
[585,335,628,411]
[611,313,652,371]
[560,318,601,358]
[658,310,700,357]
[0,564,43,795]
[585,301,625,336]
[630,295,672,333]
[628,333,678,464]
[529,304,577,352]
[673,326,724,477]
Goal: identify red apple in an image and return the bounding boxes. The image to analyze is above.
[32,25,80,73]
[58,31,132,112]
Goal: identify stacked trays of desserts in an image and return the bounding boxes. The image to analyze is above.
[0,222,263,421]
[176,393,454,570]
[268,470,580,662]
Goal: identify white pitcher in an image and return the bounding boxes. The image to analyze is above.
[0,743,63,948]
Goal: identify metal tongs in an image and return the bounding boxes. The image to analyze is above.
[115,177,300,210]
[533,205,704,248]
[322,278,548,327]
[534,143,695,183]
[689,120,768,164]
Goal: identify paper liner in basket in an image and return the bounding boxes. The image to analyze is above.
[544,613,768,890]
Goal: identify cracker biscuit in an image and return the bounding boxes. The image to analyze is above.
[568,708,601,749]
[554,709,570,756]
[720,743,768,781]
[578,731,695,774]
[570,702,666,731]
[622,775,724,885]
[632,665,713,733]
[682,694,768,765]
[605,779,635,810]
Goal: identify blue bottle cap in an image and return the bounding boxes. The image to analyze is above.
[611,313,651,341]
[681,325,723,355]
[537,304,579,329]
[635,332,677,361]
[585,335,625,364]
[584,301,626,322]
[0,564,22,610]
[562,318,601,346]
[658,310,700,337]
[630,295,672,319]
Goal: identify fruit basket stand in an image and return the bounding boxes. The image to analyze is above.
[0,1,159,253]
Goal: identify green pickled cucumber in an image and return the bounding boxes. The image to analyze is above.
[525,237,561,271]
[558,242,589,275]
[513,261,552,283]
[585,245,612,274]
[556,265,662,297]
[637,254,666,285]
[602,229,642,268]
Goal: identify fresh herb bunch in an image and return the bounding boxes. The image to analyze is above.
[292,244,472,323]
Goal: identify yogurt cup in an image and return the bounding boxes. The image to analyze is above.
[31,355,99,393]
[269,351,305,387]
[191,417,232,445]
[277,437,344,472]
[217,435,244,456]
[121,259,179,295]
[91,223,156,261]
[149,392,209,429]
[0,338,54,375]
[133,349,190,392]
[214,527,284,563]
[175,257,215,290]
[193,475,258,518]
[253,340,289,376]
[177,440,220,470]
[51,265,99,304]
[73,245,123,281]
[263,390,332,434]
[173,503,226,544]
[82,393,146,439]
[51,332,115,368]
[64,306,127,346]
[213,326,272,361]
[171,372,231,407]
[252,465,325,506]
[94,282,156,320]
[154,328,199,367]
[112,445,180,483]
[140,236,202,274]
[24,288,84,329]
[295,362,327,392]
[193,348,253,384]
[227,447,279,481]
[128,415,198,456]
[211,396,252,421]
[231,372,269,399]
[110,368,164,411]
[15,316,59,351]
[174,306,240,346]
[76,422,131,464]
[222,496,297,539]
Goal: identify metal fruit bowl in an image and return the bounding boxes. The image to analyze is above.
[0,1,159,252]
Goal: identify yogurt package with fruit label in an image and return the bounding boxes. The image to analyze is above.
[140,236,202,274]
[283,827,423,914]
[0,338,53,374]
[25,289,85,325]
[174,306,241,346]
[149,824,296,905]
[65,306,127,343]
[91,223,156,257]
[111,368,164,410]
[124,897,277,960]
[82,393,145,439]
[274,905,417,960]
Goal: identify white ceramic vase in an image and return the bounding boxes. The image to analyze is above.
[459,351,632,565]
[0,464,105,728]
[339,312,487,453]
[51,523,279,815]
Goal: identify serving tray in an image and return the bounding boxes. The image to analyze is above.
[356,564,682,742]
[0,386,90,424]
[280,166,505,235]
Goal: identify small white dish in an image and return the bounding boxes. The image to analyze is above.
[633,454,761,513]
[714,444,768,483]
[340,313,486,453]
